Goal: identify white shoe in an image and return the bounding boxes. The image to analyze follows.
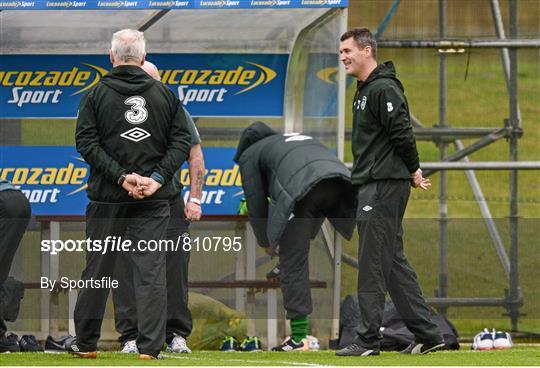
[121,340,138,354]
[472,328,494,351]
[166,335,191,353]
[493,330,513,349]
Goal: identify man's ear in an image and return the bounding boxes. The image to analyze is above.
[140,53,146,66]
[365,45,374,59]
[109,50,115,65]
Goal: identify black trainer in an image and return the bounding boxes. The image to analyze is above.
[19,335,44,352]
[271,337,309,352]
[400,341,445,355]
[336,342,380,356]
[65,337,97,359]
[266,264,281,282]
[0,333,20,353]
[45,335,71,353]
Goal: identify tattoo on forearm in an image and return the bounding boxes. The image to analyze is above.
[192,169,204,198]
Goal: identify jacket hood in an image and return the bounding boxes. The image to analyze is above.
[101,65,156,95]
[234,121,277,163]
[359,61,404,92]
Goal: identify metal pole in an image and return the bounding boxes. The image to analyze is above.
[423,128,508,176]
[454,140,510,278]
[437,0,448,315]
[377,39,540,48]
[508,0,521,332]
[490,0,522,123]
[337,8,347,161]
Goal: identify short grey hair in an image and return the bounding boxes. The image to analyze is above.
[111,29,146,63]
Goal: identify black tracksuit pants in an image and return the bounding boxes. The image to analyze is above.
[112,197,192,345]
[0,190,31,334]
[74,200,169,357]
[355,179,442,349]
[279,178,348,320]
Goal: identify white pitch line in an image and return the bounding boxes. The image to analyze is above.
[162,353,326,366]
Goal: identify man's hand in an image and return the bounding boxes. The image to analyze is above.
[264,246,278,257]
[184,201,202,222]
[123,174,145,199]
[411,168,431,190]
[130,173,162,197]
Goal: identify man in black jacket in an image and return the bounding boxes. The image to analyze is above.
[70,29,191,360]
[113,61,204,355]
[336,28,444,357]
[234,122,355,352]
[0,180,31,353]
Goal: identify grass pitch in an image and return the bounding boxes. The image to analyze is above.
[1,347,539,366]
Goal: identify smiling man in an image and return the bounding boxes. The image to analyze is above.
[337,28,444,357]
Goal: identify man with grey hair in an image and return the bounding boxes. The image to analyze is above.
[113,61,204,355]
[69,29,191,360]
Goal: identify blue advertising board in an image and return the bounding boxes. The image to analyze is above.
[0,0,347,10]
[0,54,288,118]
[0,146,243,216]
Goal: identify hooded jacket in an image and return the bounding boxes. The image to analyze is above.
[351,61,419,185]
[234,122,356,248]
[76,65,191,202]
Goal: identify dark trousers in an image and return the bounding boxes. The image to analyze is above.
[355,180,442,349]
[74,200,169,356]
[0,190,31,334]
[279,178,347,320]
[112,197,192,345]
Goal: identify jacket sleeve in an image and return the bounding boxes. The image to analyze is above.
[377,85,420,173]
[152,99,191,184]
[75,92,126,183]
[239,154,271,248]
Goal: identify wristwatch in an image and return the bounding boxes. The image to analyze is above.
[189,197,201,205]
[117,174,127,186]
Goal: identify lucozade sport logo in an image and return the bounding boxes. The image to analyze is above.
[0,159,88,205]
[158,62,277,106]
[2,63,108,108]
[1,54,287,118]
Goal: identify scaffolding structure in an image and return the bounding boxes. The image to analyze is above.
[342,0,539,331]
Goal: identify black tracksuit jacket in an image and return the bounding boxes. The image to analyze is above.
[234,122,356,248]
[351,61,420,185]
[76,65,191,202]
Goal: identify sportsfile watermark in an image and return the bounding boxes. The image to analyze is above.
[41,235,242,255]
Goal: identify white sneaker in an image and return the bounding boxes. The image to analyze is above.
[472,328,494,351]
[166,335,191,353]
[121,340,138,354]
[493,330,513,350]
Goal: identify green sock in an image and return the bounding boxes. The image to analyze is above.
[290,316,308,343]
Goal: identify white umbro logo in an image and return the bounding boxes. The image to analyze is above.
[120,127,151,142]
[387,102,394,112]
[362,205,373,212]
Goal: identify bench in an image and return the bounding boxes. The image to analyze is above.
[28,215,335,350]
[22,280,326,350]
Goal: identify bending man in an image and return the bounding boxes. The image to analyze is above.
[234,122,355,352]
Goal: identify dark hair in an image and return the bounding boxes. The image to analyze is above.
[340,28,377,59]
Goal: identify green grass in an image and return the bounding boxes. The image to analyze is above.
[1,348,540,366]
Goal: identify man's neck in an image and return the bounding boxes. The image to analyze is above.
[113,61,141,68]
[358,60,378,82]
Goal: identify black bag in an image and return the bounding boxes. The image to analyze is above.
[0,277,24,322]
[338,295,460,351]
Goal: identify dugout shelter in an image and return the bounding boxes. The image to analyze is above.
[0,2,348,349]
